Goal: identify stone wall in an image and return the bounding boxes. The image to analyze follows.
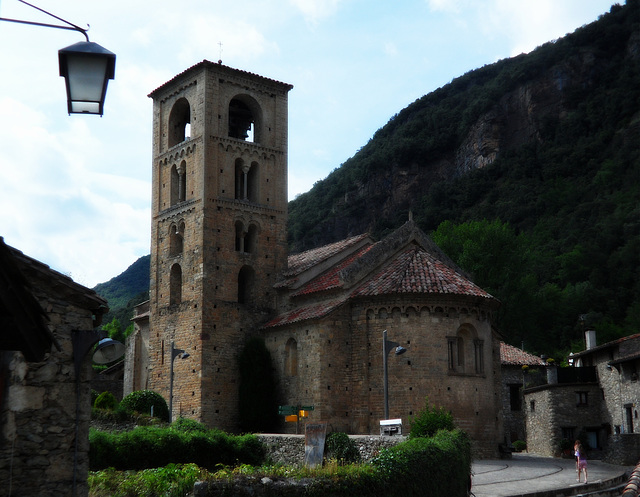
[605,434,640,466]
[0,292,104,497]
[258,434,404,466]
[265,296,503,458]
[525,382,603,457]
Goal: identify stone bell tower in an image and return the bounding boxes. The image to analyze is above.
[147,61,292,429]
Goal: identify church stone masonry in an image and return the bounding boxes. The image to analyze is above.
[144,62,504,457]
[147,61,292,429]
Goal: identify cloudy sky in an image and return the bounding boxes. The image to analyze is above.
[0,0,617,287]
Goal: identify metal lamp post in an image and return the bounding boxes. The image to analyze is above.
[71,330,124,496]
[382,329,407,420]
[0,0,116,115]
[169,341,190,423]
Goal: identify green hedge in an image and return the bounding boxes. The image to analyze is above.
[90,428,471,497]
[369,429,471,497]
[89,425,265,471]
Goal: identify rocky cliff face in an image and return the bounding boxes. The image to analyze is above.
[291,23,640,250]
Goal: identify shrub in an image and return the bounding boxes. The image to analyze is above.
[171,417,209,433]
[89,463,205,497]
[94,391,118,410]
[91,405,132,424]
[324,432,361,464]
[120,390,169,421]
[409,398,454,438]
[513,440,527,452]
[89,426,266,471]
[371,429,471,496]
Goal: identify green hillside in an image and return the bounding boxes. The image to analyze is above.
[93,254,150,326]
[288,1,640,357]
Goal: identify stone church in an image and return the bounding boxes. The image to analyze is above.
[130,61,503,457]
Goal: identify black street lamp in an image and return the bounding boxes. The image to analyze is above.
[382,329,407,420]
[0,0,116,115]
[58,41,115,115]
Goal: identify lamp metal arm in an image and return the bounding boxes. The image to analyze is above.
[0,0,89,41]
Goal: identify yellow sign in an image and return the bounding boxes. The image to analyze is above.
[285,414,298,422]
[298,410,309,418]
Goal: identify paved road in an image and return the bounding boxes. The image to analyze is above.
[471,453,634,497]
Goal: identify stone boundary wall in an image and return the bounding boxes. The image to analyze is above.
[258,434,405,465]
[605,434,640,466]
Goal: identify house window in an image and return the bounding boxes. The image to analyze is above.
[576,391,588,407]
[509,384,521,411]
[561,427,575,441]
[530,400,535,412]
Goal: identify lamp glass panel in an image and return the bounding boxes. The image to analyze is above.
[70,101,101,114]
[65,55,108,102]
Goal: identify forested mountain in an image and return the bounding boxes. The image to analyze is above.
[96,1,639,359]
[288,1,639,358]
[93,255,150,326]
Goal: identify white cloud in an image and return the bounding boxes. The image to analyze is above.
[289,0,344,24]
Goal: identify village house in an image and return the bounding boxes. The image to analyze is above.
[0,237,109,497]
[524,330,640,465]
[500,342,546,448]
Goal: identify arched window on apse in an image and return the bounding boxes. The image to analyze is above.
[170,221,185,256]
[170,264,182,305]
[285,338,298,376]
[237,265,255,304]
[168,97,191,148]
[448,325,482,374]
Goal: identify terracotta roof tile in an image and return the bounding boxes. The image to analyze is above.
[262,297,347,328]
[285,234,370,277]
[352,245,494,299]
[500,342,546,366]
[292,245,374,297]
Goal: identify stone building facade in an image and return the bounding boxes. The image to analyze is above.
[524,331,640,464]
[0,238,109,497]
[140,62,504,457]
[499,342,546,447]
